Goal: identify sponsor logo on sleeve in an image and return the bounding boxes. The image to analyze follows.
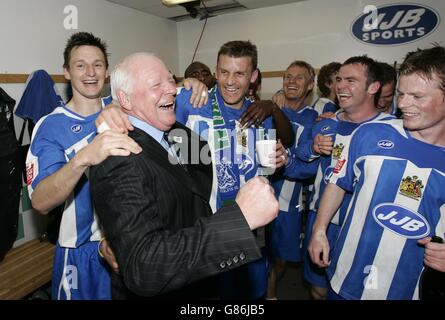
[321,125,331,132]
[377,140,394,149]
[351,4,440,45]
[26,163,34,186]
[372,203,430,239]
[71,124,82,133]
[333,158,346,174]
[323,166,334,184]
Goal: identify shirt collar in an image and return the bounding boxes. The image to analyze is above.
[128,115,165,145]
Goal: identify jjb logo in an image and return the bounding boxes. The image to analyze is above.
[71,124,82,133]
[351,4,440,45]
[372,203,430,239]
[321,125,330,133]
[377,140,394,149]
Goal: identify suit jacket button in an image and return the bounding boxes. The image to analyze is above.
[233,256,239,264]
[239,253,246,261]
[226,259,233,266]
[220,261,226,269]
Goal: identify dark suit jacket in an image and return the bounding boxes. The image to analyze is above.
[90,122,261,299]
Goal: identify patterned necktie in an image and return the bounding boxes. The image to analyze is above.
[163,132,186,171]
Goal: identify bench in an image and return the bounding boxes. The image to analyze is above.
[0,239,55,299]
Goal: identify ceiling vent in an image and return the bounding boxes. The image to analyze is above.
[170,1,246,21]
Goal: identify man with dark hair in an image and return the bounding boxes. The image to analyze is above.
[308,46,445,300]
[376,62,398,115]
[176,40,289,299]
[313,62,341,115]
[218,41,293,146]
[26,32,141,299]
[184,61,216,89]
[63,32,109,69]
[282,55,394,299]
[218,40,258,70]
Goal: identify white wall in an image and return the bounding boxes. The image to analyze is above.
[0,0,178,74]
[177,0,444,99]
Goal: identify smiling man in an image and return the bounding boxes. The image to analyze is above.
[284,56,394,300]
[266,60,318,299]
[308,46,445,300]
[26,32,141,300]
[175,40,287,299]
[89,52,279,299]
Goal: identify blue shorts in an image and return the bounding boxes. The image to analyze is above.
[303,211,340,288]
[52,241,111,300]
[327,286,345,300]
[268,210,303,262]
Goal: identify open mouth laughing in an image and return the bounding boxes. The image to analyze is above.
[159,102,175,110]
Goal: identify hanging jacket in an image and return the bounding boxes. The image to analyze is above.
[0,86,20,261]
[15,69,64,127]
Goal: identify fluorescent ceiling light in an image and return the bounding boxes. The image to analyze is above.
[162,0,198,7]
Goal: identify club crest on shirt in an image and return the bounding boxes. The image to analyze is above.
[237,128,248,148]
[399,175,424,200]
[332,143,344,160]
[216,158,237,193]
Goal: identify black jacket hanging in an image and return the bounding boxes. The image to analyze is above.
[0,86,21,261]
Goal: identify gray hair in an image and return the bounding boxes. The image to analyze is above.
[110,52,156,100]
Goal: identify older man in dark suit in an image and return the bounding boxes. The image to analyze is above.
[90,52,278,299]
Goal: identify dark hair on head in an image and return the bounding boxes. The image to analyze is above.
[399,45,445,95]
[342,55,382,104]
[184,61,211,78]
[377,62,397,87]
[217,40,257,71]
[317,62,341,97]
[249,69,262,100]
[63,32,109,69]
[343,55,382,87]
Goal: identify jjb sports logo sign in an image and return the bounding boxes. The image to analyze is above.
[351,3,440,45]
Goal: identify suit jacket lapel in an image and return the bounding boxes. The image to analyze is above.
[131,127,209,202]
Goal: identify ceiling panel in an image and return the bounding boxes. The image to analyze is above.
[105,0,305,20]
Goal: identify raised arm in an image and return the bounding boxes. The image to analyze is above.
[240,100,294,147]
[90,153,277,296]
